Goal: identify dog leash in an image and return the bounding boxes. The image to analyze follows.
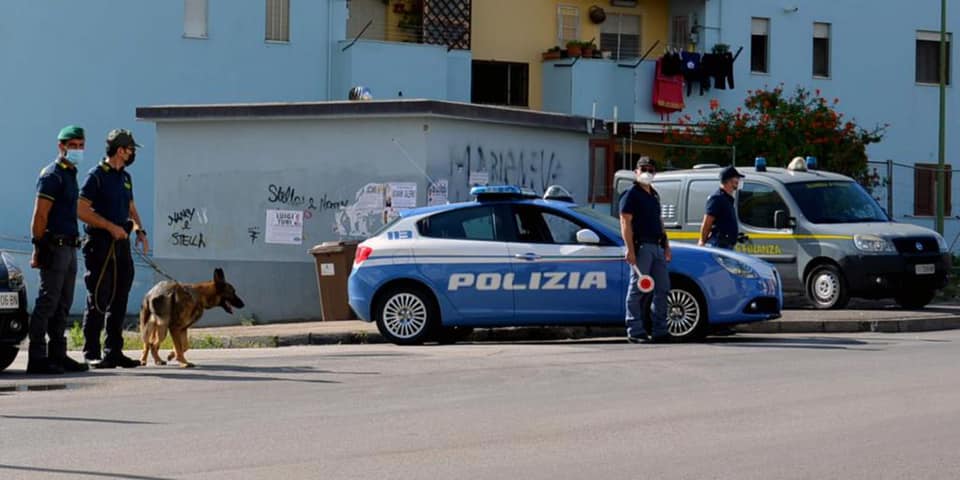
[92,240,118,314]
[132,244,179,284]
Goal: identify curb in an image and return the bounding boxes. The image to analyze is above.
[203,316,960,347]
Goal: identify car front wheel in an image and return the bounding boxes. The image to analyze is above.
[0,346,18,372]
[665,281,708,340]
[374,285,439,345]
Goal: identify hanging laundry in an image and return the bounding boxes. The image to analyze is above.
[699,53,716,94]
[713,51,735,90]
[681,51,704,97]
[653,58,684,117]
[660,52,684,77]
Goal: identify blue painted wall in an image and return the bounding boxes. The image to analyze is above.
[543,0,960,249]
[0,0,349,314]
[333,40,472,101]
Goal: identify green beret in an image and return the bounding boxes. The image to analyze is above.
[58,125,85,141]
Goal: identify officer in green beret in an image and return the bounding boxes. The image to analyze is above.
[27,125,90,374]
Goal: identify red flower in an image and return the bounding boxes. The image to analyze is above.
[726,135,734,145]
[833,97,840,104]
[815,89,821,96]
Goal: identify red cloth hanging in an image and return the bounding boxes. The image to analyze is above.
[653,58,685,117]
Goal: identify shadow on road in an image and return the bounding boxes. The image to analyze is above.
[194,364,380,376]
[0,415,159,425]
[130,369,343,384]
[0,464,173,480]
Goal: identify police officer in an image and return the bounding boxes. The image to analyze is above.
[698,165,744,250]
[26,126,90,374]
[619,157,672,343]
[78,129,148,369]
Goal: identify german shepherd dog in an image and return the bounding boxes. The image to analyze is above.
[139,268,245,368]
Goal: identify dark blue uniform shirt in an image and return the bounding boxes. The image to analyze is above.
[705,187,738,245]
[619,183,664,245]
[80,160,133,233]
[36,160,80,237]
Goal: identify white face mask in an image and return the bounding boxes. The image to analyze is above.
[65,149,84,165]
[638,172,654,185]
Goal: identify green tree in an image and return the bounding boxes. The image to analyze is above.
[663,85,887,184]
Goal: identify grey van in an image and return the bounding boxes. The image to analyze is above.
[613,164,952,309]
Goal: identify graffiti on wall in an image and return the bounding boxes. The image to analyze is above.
[447,145,564,201]
[267,184,349,216]
[168,206,209,248]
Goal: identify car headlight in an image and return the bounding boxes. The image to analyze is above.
[713,254,759,278]
[854,234,895,253]
[7,270,23,291]
[935,233,949,253]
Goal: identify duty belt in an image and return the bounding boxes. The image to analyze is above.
[49,235,81,248]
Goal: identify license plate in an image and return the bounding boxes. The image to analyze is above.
[915,264,936,275]
[0,292,19,310]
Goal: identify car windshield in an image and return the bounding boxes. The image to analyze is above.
[785,181,889,224]
[571,206,623,239]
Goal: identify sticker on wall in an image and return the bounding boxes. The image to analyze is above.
[428,179,449,206]
[265,209,304,245]
[355,183,386,210]
[468,171,489,186]
[387,182,417,209]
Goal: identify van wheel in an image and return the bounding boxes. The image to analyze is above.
[805,264,850,309]
[0,346,18,372]
[665,280,708,340]
[374,285,439,346]
[895,289,936,309]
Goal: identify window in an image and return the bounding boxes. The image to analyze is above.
[916,31,952,84]
[685,180,717,224]
[751,17,770,74]
[184,0,208,38]
[601,14,642,59]
[471,61,529,107]
[419,207,496,241]
[813,22,830,77]
[558,5,579,47]
[652,180,681,224]
[266,0,290,42]
[785,181,889,223]
[671,15,689,50]
[738,182,788,228]
[914,164,953,216]
[588,141,612,203]
[512,206,587,244]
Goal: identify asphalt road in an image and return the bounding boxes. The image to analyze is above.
[2,332,959,479]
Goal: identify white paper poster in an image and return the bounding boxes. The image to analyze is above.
[387,182,417,209]
[428,179,449,206]
[468,171,489,186]
[265,209,304,245]
[355,183,385,210]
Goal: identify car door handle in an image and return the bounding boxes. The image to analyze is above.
[514,253,541,261]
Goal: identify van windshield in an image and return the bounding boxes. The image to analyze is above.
[785,181,889,224]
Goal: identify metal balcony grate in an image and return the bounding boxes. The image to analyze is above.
[423,0,471,50]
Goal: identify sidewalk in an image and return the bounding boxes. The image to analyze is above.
[187,305,960,347]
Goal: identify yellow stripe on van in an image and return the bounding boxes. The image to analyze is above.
[666,232,854,241]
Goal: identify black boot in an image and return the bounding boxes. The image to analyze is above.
[54,356,90,373]
[26,358,65,375]
[95,353,140,369]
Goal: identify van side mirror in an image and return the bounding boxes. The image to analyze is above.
[774,210,793,230]
[576,229,601,245]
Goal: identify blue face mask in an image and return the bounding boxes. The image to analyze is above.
[65,149,84,165]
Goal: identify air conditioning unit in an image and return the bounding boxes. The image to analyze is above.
[611,0,638,7]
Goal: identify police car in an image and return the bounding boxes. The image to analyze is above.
[0,251,28,371]
[348,185,782,345]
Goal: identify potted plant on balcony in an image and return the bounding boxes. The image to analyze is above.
[581,41,594,58]
[542,46,562,61]
[566,40,583,58]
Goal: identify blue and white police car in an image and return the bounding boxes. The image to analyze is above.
[348,186,782,345]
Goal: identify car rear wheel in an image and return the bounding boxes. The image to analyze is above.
[374,285,439,345]
[895,288,936,309]
[0,346,18,372]
[665,280,708,340]
[805,264,850,309]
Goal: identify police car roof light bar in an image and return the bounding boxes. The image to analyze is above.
[755,156,767,172]
[471,185,538,201]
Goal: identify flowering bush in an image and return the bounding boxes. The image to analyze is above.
[663,85,887,182]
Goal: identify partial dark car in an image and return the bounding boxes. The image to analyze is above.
[0,252,29,371]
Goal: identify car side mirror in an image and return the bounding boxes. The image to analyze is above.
[774,210,793,230]
[576,229,601,245]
